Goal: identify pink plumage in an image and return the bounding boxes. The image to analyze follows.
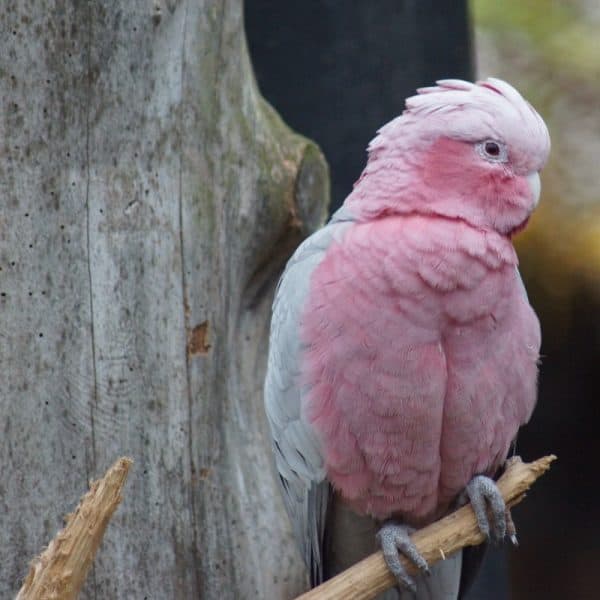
[301,214,539,522]
[264,78,550,591]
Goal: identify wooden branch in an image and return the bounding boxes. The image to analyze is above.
[16,457,133,600]
[295,455,556,600]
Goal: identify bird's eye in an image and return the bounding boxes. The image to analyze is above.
[484,141,500,156]
[476,139,508,163]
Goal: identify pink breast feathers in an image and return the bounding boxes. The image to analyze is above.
[299,215,540,523]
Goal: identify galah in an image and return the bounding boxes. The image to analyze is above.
[265,78,550,599]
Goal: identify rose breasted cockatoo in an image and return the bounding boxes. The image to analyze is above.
[264,78,550,599]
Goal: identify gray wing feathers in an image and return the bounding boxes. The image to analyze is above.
[265,222,350,584]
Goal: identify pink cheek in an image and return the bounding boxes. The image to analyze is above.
[487,172,531,207]
[422,140,508,202]
[421,139,481,189]
[422,139,532,207]
[513,175,532,204]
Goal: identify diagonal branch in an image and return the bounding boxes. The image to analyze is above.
[295,455,556,600]
[16,457,133,600]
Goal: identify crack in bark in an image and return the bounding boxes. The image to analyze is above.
[177,2,202,596]
[84,4,99,599]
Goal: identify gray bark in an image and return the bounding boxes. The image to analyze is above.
[0,1,328,598]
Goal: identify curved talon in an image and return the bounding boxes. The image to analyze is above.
[377,522,429,593]
[506,506,518,546]
[466,475,507,542]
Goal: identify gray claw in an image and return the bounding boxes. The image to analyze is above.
[506,506,518,546]
[377,522,429,593]
[466,475,507,542]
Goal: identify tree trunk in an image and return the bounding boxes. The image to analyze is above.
[0,1,328,598]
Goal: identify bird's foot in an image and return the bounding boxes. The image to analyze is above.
[376,521,429,593]
[466,475,517,545]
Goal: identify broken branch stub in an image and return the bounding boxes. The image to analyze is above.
[16,457,133,600]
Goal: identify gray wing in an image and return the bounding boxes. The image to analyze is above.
[515,266,530,300]
[264,219,351,585]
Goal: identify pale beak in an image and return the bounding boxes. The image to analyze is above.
[527,172,541,207]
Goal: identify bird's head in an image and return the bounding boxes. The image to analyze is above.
[344,78,551,236]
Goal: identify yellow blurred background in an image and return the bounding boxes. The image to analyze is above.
[474,0,600,339]
[473,1,600,598]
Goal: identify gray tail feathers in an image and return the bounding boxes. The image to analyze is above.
[322,494,463,599]
[352,550,463,600]
[402,551,463,600]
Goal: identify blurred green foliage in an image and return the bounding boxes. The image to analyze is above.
[473,0,600,78]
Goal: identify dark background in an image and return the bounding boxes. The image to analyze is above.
[246,2,598,599]
[245,0,473,210]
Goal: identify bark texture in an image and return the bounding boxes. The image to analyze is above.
[0,1,328,597]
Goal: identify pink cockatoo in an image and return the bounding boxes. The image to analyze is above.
[265,78,550,599]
